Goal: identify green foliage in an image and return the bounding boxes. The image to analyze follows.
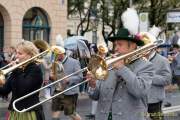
[68,0,88,16]
[67,0,180,37]
[135,0,180,26]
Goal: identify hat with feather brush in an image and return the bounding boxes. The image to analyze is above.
[108,8,144,46]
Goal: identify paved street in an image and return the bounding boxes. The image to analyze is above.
[1,91,180,120]
[163,90,180,120]
[42,94,91,120]
[0,94,92,120]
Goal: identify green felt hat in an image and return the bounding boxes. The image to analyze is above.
[108,28,144,46]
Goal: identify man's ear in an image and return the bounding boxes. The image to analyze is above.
[131,42,137,49]
[127,41,134,48]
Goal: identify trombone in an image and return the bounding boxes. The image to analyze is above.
[12,40,163,113]
[0,49,50,85]
[0,59,19,70]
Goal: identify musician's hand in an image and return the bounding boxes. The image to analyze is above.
[168,55,174,61]
[86,72,96,88]
[43,80,49,85]
[113,59,125,70]
[171,55,176,60]
[10,60,18,66]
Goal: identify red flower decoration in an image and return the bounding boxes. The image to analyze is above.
[135,33,142,40]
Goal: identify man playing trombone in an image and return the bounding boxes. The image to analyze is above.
[87,8,155,120]
[50,46,83,120]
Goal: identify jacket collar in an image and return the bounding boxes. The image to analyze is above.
[149,51,156,61]
[62,55,68,64]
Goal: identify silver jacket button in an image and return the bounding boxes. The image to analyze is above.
[100,110,104,113]
[118,99,122,102]
[117,112,122,115]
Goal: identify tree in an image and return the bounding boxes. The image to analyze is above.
[68,0,100,36]
[68,0,180,39]
[99,0,129,42]
[135,0,180,26]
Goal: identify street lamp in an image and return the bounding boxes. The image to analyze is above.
[90,0,99,44]
[91,16,99,44]
[129,0,133,7]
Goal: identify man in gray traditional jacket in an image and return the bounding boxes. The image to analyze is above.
[145,28,172,120]
[87,27,154,120]
[50,46,83,120]
[147,50,171,120]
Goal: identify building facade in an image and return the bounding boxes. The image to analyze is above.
[0,0,67,49]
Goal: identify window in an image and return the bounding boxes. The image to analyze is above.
[23,7,50,42]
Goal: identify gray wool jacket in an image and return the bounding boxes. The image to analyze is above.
[56,57,83,95]
[148,53,172,103]
[89,58,154,120]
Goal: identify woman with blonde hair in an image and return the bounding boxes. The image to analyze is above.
[0,41,45,120]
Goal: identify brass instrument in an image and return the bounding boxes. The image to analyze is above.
[51,61,58,81]
[0,59,19,71]
[12,39,163,113]
[0,49,50,86]
[51,56,66,91]
[0,59,19,85]
[88,40,162,80]
[33,40,49,52]
[0,40,50,86]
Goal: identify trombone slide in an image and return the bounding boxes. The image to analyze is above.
[12,40,163,112]
[13,67,88,112]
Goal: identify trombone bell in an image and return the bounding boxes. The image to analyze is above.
[88,55,108,80]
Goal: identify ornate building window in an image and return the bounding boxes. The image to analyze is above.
[23,7,50,42]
